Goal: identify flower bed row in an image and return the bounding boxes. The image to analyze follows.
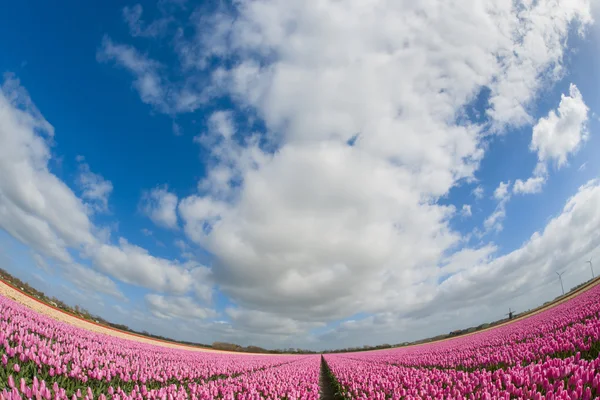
[323,283,600,399]
[3,280,600,399]
[0,296,319,399]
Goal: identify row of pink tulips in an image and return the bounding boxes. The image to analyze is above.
[324,284,600,399]
[326,353,600,399]
[2,282,600,399]
[0,296,318,399]
[2,355,320,400]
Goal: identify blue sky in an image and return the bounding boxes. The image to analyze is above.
[1,0,600,350]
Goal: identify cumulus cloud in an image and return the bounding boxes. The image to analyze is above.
[472,186,485,200]
[122,4,172,38]
[0,74,96,263]
[317,180,600,347]
[513,175,546,195]
[76,162,113,213]
[4,0,597,346]
[31,252,49,271]
[140,186,179,229]
[62,262,126,301]
[531,84,589,168]
[423,179,600,316]
[226,307,324,336]
[183,142,463,322]
[482,181,511,233]
[0,73,210,299]
[493,181,511,201]
[169,0,592,331]
[514,84,589,195]
[172,121,182,136]
[483,205,507,234]
[97,36,208,114]
[461,205,472,218]
[90,238,194,294]
[97,36,167,111]
[145,294,216,320]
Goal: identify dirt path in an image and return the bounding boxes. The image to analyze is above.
[319,356,337,400]
[1,273,598,356]
[0,279,243,354]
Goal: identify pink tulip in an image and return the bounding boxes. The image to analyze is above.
[2,282,600,399]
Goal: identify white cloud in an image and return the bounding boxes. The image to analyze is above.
[191,110,270,203]
[315,180,600,347]
[61,262,126,301]
[145,294,216,320]
[122,4,172,38]
[484,181,511,233]
[97,36,208,114]
[173,238,195,260]
[472,186,484,200]
[76,162,113,213]
[184,142,461,321]
[174,7,235,71]
[531,84,589,168]
[174,239,186,251]
[90,238,195,294]
[461,205,472,217]
[486,6,592,127]
[172,0,592,330]
[172,121,182,136]
[206,110,235,140]
[4,0,597,346]
[31,252,49,271]
[0,73,211,299]
[226,307,324,336]
[424,179,600,315]
[493,180,511,201]
[513,175,546,194]
[140,186,179,229]
[97,36,167,110]
[0,74,96,263]
[513,84,588,195]
[113,304,127,314]
[483,205,507,234]
[189,265,214,303]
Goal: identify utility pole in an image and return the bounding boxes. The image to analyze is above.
[556,271,565,296]
[585,258,594,279]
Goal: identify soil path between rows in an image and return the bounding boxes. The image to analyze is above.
[319,356,337,400]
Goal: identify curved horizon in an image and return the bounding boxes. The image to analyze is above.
[1,0,599,351]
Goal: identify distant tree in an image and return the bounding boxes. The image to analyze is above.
[212,342,243,352]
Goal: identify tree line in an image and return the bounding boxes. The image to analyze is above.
[1,267,596,354]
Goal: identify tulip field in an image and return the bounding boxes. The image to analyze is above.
[1,283,600,399]
[325,283,600,399]
[0,296,319,400]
